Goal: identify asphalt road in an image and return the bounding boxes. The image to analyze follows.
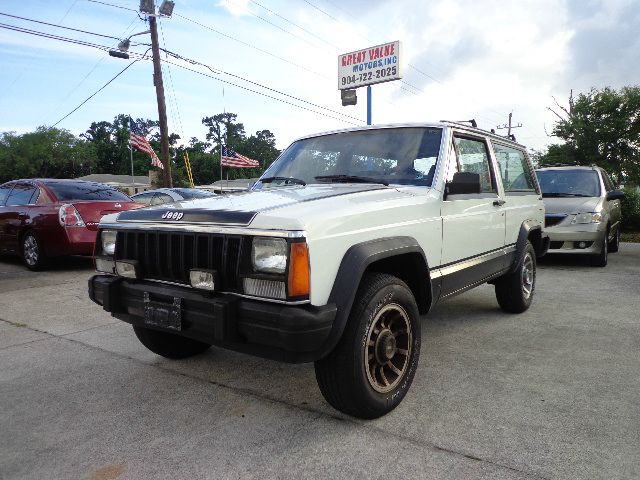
[1,245,639,480]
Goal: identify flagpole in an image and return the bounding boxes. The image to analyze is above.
[128,115,134,188]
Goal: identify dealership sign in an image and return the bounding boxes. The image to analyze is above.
[338,40,402,90]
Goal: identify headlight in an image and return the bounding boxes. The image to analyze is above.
[101,230,117,255]
[252,237,287,274]
[571,212,602,224]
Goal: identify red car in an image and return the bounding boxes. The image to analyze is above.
[0,179,142,270]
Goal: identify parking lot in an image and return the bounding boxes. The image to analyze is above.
[1,245,639,480]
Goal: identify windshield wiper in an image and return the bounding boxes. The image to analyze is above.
[542,192,591,197]
[315,175,389,187]
[260,176,306,186]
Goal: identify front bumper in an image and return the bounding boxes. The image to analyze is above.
[88,275,337,363]
[546,224,605,254]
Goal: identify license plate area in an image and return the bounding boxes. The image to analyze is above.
[143,292,182,331]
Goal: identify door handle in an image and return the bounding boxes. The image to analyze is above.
[493,199,506,207]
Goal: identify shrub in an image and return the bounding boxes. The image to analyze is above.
[621,187,640,231]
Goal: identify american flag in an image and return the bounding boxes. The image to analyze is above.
[221,145,260,168]
[129,118,164,170]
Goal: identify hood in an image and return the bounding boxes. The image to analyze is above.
[543,196,602,215]
[112,184,391,227]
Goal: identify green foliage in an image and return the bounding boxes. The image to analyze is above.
[540,86,640,185]
[0,127,97,183]
[0,112,280,186]
[621,187,640,231]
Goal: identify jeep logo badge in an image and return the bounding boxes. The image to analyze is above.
[161,211,184,220]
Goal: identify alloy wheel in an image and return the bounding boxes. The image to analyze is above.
[364,303,412,393]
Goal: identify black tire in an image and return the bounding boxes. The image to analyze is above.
[495,241,536,313]
[314,273,421,419]
[608,227,620,253]
[133,325,211,359]
[590,231,608,267]
[22,231,48,271]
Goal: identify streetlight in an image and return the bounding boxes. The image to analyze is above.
[116,30,151,52]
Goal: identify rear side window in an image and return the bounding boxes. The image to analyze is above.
[452,136,496,193]
[6,183,37,206]
[0,183,13,205]
[132,191,155,205]
[151,193,173,205]
[46,182,130,201]
[602,171,614,191]
[492,143,536,192]
[174,188,214,200]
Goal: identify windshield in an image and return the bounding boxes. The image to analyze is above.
[254,127,443,189]
[536,169,601,197]
[173,188,215,200]
[46,181,131,201]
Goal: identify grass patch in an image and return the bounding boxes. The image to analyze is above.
[621,231,640,243]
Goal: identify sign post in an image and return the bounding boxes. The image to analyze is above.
[338,40,402,125]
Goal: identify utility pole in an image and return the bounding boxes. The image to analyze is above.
[496,112,523,138]
[148,15,172,187]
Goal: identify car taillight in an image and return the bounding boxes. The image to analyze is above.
[58,204,86,227]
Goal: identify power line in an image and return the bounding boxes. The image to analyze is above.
[174,13,331,80]
[52,56,144,127]
[0,22,113,51]
[156,47,363,123]
[86,0,138,13]
[39,15,142,125]
[248,0,340,50]
[162,59,360,127]
[0,11,121,40]
[1,18,360,127]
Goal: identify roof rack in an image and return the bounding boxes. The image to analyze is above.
[441,119,519,143]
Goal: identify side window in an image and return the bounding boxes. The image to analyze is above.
[0,183,13,205]
[6,183,37,206]
[602,171,614,192]
[452,136,496,193]
[133,192,155,205]
[492,143,536,192]
[151,193,173,205]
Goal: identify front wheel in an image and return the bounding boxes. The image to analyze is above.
[133,326,211,359]
[495,241,536,313]
[608,227,620,253]
[590,231,608,267]
[314,273,421,419]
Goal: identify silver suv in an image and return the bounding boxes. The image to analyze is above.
[536,166,624,267]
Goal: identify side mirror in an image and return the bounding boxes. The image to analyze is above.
[445,172,481,198]
[606,190,625,201]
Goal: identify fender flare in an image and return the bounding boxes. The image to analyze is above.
[511,221,544,272]
[315,236,432,360]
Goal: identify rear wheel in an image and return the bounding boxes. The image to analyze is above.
[608,227,620,253]
[495,241,536,313]
[314,273,421,419]
[22,231,47,271]
[133,326,211,359]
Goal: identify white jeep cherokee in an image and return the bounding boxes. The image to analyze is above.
[89,122,548,418]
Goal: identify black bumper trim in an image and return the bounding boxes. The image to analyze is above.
[88,275,336,363]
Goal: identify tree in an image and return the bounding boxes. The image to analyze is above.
[541,87,640,185]
[0,127,97,182]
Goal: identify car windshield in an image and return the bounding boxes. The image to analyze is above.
[46,182,131,201]
[254,127,443,189]
[536,169,601,197]
[173,188,215,200]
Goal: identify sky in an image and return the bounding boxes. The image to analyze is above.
[0,0,638,153]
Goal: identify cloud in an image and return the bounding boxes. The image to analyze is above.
[562,0,640,91]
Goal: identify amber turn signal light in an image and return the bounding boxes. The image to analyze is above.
[288,242,310,298]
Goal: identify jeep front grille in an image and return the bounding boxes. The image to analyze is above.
[114,230,245,290]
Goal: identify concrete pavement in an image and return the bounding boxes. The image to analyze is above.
[1,245,639,479]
